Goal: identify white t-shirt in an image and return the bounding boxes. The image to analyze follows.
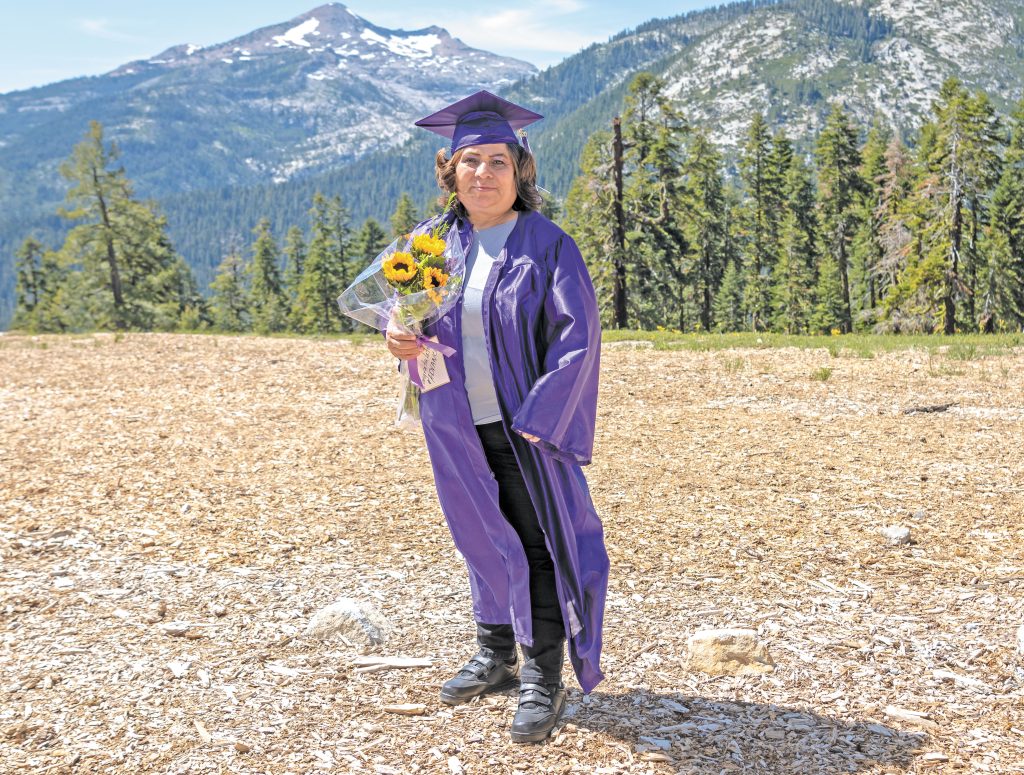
[461,214,518,425]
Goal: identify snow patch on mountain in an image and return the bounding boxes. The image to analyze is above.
[360,29,440,59]
[273,18,321,48]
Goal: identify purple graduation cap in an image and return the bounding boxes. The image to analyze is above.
[415,90,543,155]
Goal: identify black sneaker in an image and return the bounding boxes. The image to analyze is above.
[439,652,519,705]
[510,681,566,743]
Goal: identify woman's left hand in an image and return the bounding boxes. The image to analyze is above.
[519,431,540,443]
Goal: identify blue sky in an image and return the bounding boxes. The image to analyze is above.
[1,1,717,94]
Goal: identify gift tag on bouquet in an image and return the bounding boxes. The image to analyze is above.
[417,336,451,392]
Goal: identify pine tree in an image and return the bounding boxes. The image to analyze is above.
[156,257,207,332]
[56,121,191,330]
[209,251,250,332]
[986,98,1024,330]
[283,225,307,329]
[351,217,391,264]
[681,128,726,332]
[958,89,1003,328]
[249,219,287,334]
[389,192,420,239]
[713,257,745,332]
[888,79,1002,333]
[873,136,914,315]
[564,129,618,327]
[811,253,846,333]
[295,193,350,334]
[772,155,818,333]
[737,113,779,331]
[849,121,891,329]
[881,125,941,332]
[621,73,689,329]
[11,237,66,332]
[815,104,863,332]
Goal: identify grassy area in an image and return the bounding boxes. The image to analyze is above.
[4,329,1023,359]
[601,329,1024,357]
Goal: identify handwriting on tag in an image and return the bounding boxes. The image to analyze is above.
[418,336,450,392]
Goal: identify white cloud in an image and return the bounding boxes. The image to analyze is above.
[78,19,137,42]
[455,3,595,55]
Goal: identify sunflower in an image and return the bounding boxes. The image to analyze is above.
[383,252,417,283]
[412,233,447,258]
[422,266,448,305]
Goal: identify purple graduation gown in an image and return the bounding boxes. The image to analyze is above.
[416,210,608,693]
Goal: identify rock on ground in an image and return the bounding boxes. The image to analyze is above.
[880,525,912,545]
[304,597,391,646]
[688,628,775,676]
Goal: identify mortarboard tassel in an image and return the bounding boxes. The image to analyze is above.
[518,129,531,154]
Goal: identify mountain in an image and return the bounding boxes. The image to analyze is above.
[0,2,535,325]
[0,3,534,200]
[506,0,1024,187]
[3,0,1024,328]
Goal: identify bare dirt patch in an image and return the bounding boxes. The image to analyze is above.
[1,333,1022,774]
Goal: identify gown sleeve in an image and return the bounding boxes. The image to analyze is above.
[510,234,601,466]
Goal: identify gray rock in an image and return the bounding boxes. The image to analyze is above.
[880,525,912,545]
[687,628,775,675]
[1017,624,1024,657]
[304,597,391,646]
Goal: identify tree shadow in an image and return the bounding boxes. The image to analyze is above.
[563,688,926,774]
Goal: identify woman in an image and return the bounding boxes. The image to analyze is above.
[386,91,608,744]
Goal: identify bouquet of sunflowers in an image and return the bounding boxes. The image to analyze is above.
[338,195,465,426]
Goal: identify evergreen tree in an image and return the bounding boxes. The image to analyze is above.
[811,253,846,333]
[295,193,350,334]
[681,128,726,331]
[283,225,307,328]
[986,98,1024,330]
[209,251,250,332]
[621,73,689,329]
[887,79,1002,333]
[766,129,793,246]
[815,104,863,332]
[351,217,391,264]
[873,136,914,318]
[737,113,780,331]
[849,120,890,329]
[881,125,940,332]
[713,257,745,332]
[11,238,66,332]
[390,192,420,239]
[564,130,618,327]
[57,121,189,330]
[772,155,819,333]
[957,89,1003,328]
[248,219,287,334]
[157,257,208,332]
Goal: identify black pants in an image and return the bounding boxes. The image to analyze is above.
[474,421,565,684]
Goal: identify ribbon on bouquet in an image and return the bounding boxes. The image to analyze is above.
[407,336,456,389]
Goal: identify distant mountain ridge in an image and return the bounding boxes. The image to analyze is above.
[0,2,534,199]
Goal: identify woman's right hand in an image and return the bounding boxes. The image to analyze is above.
[386,321,424,361]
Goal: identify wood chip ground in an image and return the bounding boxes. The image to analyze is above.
[1,333,1022,774]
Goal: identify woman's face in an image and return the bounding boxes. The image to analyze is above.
[454,143,517,227]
